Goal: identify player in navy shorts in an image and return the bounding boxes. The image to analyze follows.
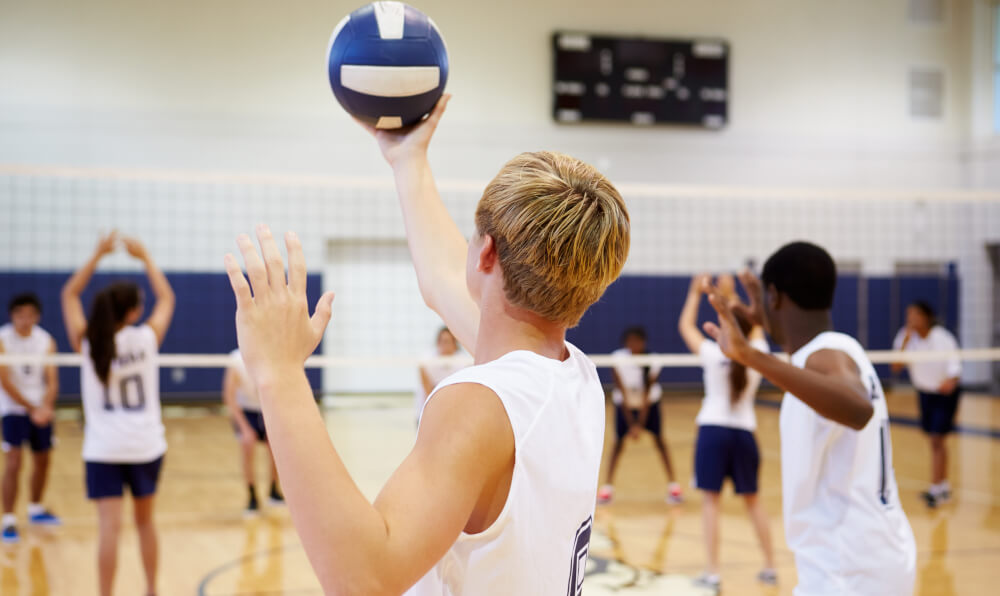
[679,273,776,590]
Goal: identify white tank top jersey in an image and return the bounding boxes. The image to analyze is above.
[892,325,962,393]
[406,342,604,596]
[81,325,167,463]
[414,351,466,421]
[0,324,53,416]
[228,349,261,412]
[610,347,662,408]
[694,337,768,431]
[780,332,916,596]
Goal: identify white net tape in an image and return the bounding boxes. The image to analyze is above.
[1,348,997,368]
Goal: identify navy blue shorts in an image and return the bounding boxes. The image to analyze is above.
[85,456,164,500]
[918,388,961,435]
[1,415,53,453]
[694,425,759,494]
[234,409,267,442]
[614,403,661,439]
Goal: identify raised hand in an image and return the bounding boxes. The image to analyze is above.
[224,225,335,387]
[702,277,752,365]
[357,94,450,167]
[121,236,150,261]
[733,269,768,331]
[688,273,710,295]
[94,230,118,258]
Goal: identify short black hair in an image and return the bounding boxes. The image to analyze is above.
[8,293,42,314]
[909,300,937,323]
[761,241,837,310]
[622,326,647,342]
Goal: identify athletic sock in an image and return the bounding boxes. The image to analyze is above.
[2,513,16,528]
[931,481,950,496]
[27,503,44,516]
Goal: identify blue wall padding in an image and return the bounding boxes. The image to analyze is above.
[568,270,959,386]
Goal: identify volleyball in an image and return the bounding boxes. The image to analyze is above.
[326,2,449,129]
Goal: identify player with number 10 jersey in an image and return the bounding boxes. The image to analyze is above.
[61,232,175,596]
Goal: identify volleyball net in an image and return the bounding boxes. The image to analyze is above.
[0,163,998,399]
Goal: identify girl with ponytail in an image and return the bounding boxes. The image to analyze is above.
[61,231,175,596]
[678,273,775,591]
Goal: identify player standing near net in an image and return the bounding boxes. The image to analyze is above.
[677,273,776,589]
[0,293,61,543]
[597,326,682,505]
[891,300,961,508]
[702,242,916,595]
[223,348,284,515]
[223,95,630,594]
[61,232,174,596]
[414,326,463,423]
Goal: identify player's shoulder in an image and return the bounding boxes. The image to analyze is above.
[120,324,157,346]
[0,323,12,337]
[930,325,957,344]
[31,325,53,342]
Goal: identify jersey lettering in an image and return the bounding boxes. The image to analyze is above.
[869,376,892,506]
[566,516,592,596]
[102,374,146,412]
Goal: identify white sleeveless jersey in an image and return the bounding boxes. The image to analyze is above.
[781,332,916,596]
[695,337,768,431]
[406,342,604,596]
[0,324,53,415]
[228,349,261,411]
[81,325,166,463]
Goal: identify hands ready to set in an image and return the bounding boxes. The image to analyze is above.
[224,225,335,389]
[702,270,767,365]
[91,230,151,262]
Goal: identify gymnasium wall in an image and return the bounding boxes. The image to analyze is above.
[0,0,984,185]
[0,0,997,390]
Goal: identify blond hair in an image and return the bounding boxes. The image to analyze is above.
[475,151,630,326]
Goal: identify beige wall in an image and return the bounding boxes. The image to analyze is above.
[0,0,992,186]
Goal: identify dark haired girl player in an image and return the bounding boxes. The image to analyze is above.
[891,300,961,508]
[61,232,175,596]
[703,241,915,595]
[678,274,775,590]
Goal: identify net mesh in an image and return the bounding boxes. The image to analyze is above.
[1,164,998,398]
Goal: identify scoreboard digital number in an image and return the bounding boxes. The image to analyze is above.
[552,32,729,128]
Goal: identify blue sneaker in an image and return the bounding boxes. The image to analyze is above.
[28,510,61,526]
[1,525,18,544]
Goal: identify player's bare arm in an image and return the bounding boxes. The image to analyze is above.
[678,273,709,354]
[61,231,118,352]
[222,368,254,443]
[703,279,873,431]
[0,339,35,412]
[31,338,59,426]
[418,366,435,397]
[225,225,514,594]
[611,368,636,431]
[122,237,175,346]
[357,96,479,353]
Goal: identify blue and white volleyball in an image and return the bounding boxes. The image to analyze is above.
[327,2,449,129]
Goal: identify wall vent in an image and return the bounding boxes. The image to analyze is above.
[908,68,944,118]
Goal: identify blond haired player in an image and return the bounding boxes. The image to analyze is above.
[223,96,630,595]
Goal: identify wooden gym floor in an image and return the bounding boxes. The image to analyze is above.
[0,389,997,595]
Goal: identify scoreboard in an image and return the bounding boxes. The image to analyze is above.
[552,31,729,128]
